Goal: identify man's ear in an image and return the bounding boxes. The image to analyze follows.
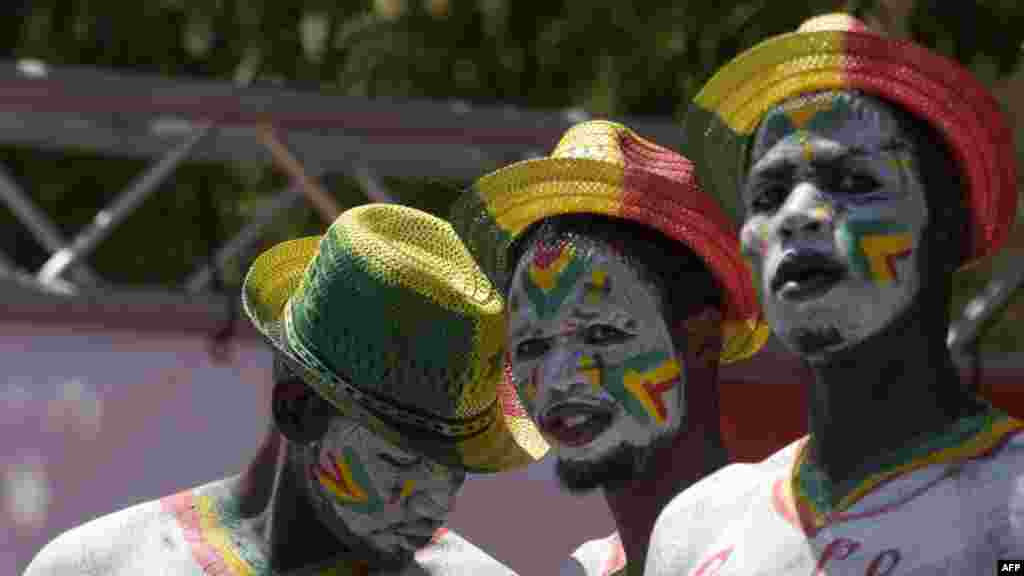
[676,306,724,367]
[271,375,332,445]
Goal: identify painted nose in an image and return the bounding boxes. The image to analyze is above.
[536,346,589,400]
[777,183,831,242]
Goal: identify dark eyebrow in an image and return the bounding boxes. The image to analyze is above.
[812,138,911,167]
[570,308,601,321]
[747,158,796,182]
[511,324,543,340]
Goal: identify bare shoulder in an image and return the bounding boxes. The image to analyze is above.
[22,497,180,576]
[645,437,807,576]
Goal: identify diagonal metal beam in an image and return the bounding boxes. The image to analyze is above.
[0,163,100,285]
[258,126,340,223]
[353,163,396,204]
[183,184,305,293]
[37,125,211,285]
[948,256,1024,356]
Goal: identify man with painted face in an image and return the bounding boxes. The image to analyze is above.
[23,204,547,575]
[450,120,768,576]
[646,14,1024,575]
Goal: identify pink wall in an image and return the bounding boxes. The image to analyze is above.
[0,324,613,575]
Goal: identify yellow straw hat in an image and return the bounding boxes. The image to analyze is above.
[242,203,548,472]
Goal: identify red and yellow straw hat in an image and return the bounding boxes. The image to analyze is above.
[450,120,769,364]
[687,12,1017,268]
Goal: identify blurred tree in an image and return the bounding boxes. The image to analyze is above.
[1,0,1022,347]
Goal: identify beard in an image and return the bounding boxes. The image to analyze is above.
[554,432,674,494]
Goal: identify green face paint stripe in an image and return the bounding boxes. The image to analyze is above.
[802,94,855,134]
[601,349,675,425]
[840,219,911,281]
[521,252,589,319]
[340,446,386,515]
[758,111,797,150]
[209,494,268,572]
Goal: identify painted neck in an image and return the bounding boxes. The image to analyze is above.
[231,428,360,572]
[805,299,979,486]
[604,363,727,571]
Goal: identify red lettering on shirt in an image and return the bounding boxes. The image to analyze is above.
[692,547,733,576]
[815,538,861,574]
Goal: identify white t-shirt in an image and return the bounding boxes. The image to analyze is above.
[646,408,1024,575]
[560,532,627,576]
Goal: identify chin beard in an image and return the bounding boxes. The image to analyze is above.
[554,433,672,494]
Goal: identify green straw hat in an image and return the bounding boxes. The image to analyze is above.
[242,203,548,472]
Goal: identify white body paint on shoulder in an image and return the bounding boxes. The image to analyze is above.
[645,432,1024,575]
[21,495,197,576]
[644,460,768,576]
[411,529,518,576]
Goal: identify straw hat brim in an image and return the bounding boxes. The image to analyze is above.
[690,26,1017,269]
[242,236,549,473]
[453,155,769,364]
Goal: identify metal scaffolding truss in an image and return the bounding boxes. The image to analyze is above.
[0,58,1017,360]
[0,58,681,296]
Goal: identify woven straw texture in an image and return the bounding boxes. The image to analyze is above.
[687,12,1017,269]
[243,203,547,473]
[450,120,770,364]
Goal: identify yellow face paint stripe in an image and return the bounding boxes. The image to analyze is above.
[860,233,913,284]
[316,453,369,503]
[621,358,681,425]
[577,355,602,392]
[527,244,577,292]
[397,478,416,501]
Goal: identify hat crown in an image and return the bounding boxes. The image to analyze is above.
[549,121,629,165]
[797,12,872,33]
[289,204,506,425]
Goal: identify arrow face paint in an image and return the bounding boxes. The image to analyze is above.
[507,234,686,477]
[307,419,464,562]
[840,219,914,285]
[742,90,929,356]
[521,240,590,320]
[603,350,681,425]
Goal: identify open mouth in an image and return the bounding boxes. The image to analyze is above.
[539,402,615,447]
[771,251,847,303]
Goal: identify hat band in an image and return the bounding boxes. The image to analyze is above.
[283,300,497,439]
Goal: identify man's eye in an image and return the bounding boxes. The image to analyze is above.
[516,338,551,360]
[749,184,786,213]
[836,172,880,194]
[584,324,631,345]
[378,452,420,468]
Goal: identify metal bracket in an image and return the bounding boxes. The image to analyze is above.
[36,125,212,285]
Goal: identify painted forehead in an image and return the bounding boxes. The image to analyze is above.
[510,233,661,319]
[749,91,912,165]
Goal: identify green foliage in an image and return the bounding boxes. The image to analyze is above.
[3,0,1023,350]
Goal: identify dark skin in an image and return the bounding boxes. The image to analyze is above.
[802,285,978,486]
[742,95,981,495]
[508,219,730,574]
[224,378,365,573]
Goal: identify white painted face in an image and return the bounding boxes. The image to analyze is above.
[740,91,929,359]
[506,235,684,490]
[300,416,465,563]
